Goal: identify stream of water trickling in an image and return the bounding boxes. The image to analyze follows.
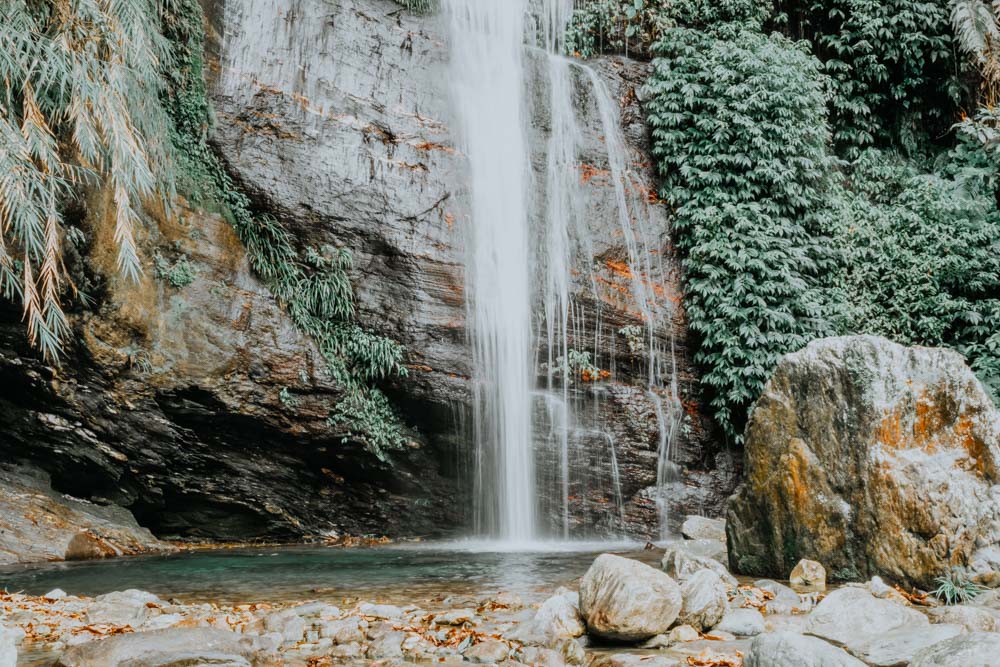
[444,0,682,542]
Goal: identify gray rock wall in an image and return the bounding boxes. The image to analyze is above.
[0,0,734,550]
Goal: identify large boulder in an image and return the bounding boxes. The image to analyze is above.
[676,570,729,631]
[855,624,965,667]
[579,554,682,641]
[661,543,737,586]
[681,516,726,542]
[0,467,171,565]
[910,631,1000,666]
[509,589,585,646]
[744,632,866,667]
[727,336,1000,587]
[804,588,928,654]
[55,628,270,667]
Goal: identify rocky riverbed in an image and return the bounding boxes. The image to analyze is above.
[3,517,999,667]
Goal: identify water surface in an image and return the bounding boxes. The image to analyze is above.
[0,541,653,605]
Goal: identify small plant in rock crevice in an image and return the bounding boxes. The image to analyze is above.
[932,569,985,604]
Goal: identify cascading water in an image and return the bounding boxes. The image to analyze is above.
[443,0,536,541]
[445,0,683,541]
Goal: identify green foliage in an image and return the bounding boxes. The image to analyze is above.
[777,0,962,155]
[543,348,606,384]
[160,0,409,458]
[278,387,300,408]
[564,0,770,58]
[154,252,196,289]
[933,569,985,604]
[393,0,436,13]
[646,27,835,442]
[0,0,175,359]
[618,325,645,354]
[826,148,1000,398]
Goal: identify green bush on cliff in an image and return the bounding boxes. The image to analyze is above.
[826,148,1000,399]
[645,27,836,442]
[565,0,770,58]
[775,0,961,156]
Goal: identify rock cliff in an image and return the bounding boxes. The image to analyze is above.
[0,0,732,550]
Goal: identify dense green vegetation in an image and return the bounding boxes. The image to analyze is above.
[570,0,1000,441]
[0,0,408,459]
[645,27,835,442]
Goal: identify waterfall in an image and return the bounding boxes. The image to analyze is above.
[445,0,680,541]
[443,0,536,541]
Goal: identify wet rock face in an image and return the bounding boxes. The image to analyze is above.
[0,467,171,564]
[0,0,728,548]
[0,203,459,544]
[205,0,730,537]
[727,335,1000,588]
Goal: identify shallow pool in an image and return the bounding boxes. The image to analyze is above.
[0,540,656,605]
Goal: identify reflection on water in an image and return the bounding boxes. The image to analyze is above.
[0,542,654,606]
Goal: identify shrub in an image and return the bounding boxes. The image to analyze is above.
[776,0,962,155]
[826,148,1000,399]
[565,0,770,58]
[645,27,835,442]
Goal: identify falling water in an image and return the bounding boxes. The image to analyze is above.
[443,0,536,541]
[445,0,682,541]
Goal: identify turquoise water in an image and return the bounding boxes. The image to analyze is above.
[0,541,652,605]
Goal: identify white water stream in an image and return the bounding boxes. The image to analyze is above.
[444,0,682,542]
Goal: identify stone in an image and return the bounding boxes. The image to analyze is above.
[44,589,68,600]
[509,588,585,646]
[682,539,728,563]
[661,543,737,586]
[714,609,765,637]
[856,624,966,667]
[434,608,477,625]
[670,625,701,643]
[367,631,406,659]
[359,603,405,620]
[463,639,510,663]
[744,632,866,667]
[0,626,18,667]
[681,516,726,542]
[789,559,826,590]
[864,576,908,604]
[86,590,162,628]
[804,588,928,654]
[928,605,1000,632]
[754,580,803,615]
[676,569,729,631]
[319,616,368,643]
[910,631,1000,666]
[590,655,682,667]
[263,609,307,643]
[517,646,570,667]
[54,628,267,667]
[0,467,173,565]
[727,336,1000,588]
[579,554,682,641]
[330,642,364,658]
